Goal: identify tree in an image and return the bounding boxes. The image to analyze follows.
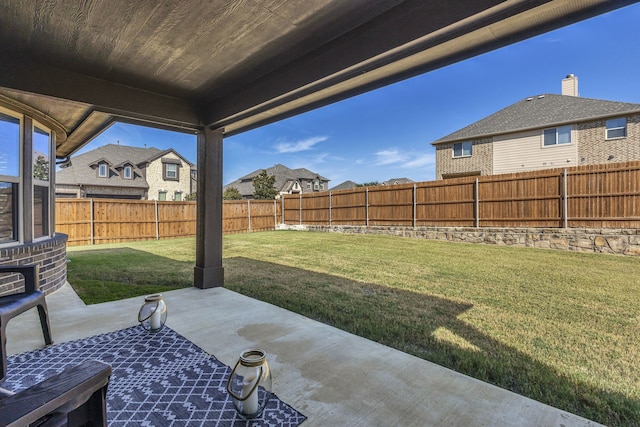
[33,155,49,181]
[357,181,380,187]
[252,171,278,199]
[185,192,197,201]
[223,187,242,200]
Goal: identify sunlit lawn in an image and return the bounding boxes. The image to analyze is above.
[67,231,640,426]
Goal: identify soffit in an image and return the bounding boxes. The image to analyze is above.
[0,0,635,157]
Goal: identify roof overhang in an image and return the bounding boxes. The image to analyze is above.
[0,0,636,158]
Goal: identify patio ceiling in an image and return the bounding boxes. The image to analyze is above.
[0,0,636,158]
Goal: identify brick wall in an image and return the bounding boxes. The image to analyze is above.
[578,113,640,165]
[435,138,493,179]
[0,234,68,296]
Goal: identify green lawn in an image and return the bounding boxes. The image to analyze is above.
[67,231,640,426]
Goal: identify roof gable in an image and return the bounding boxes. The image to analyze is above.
[433,94,640,145]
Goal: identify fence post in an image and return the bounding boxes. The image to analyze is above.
[366,187,369,227]
[90,198,94,245]
[299,193,302,225]
[475,178,479,228]
[155,200,160,240]
[413,183,416,228]
[248,199,252,232]
[563,168,568,229]
[274,200,277,229]
[329,191,332,226]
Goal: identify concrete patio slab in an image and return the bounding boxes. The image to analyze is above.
[6,284,602,427]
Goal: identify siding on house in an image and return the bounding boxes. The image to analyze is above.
[493,128,577,174]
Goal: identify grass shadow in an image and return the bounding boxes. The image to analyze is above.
[224,256,639,427]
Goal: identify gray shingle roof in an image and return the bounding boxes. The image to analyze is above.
[56,144,177,188]
[432,94,640,145]
[224,164,330,197]
[330,180,358,191]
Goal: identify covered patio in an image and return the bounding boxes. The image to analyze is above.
[1,0,636,424]
[7,283,603,426]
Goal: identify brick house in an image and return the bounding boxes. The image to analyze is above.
[56,144,195,200]
[224,164,330,199]
[432,75,640,179]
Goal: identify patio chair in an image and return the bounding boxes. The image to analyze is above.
[0,264,54,379]
[0,359,112,427]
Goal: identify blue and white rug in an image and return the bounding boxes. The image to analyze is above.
[5,326,306,426]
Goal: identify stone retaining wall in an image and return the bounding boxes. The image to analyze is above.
[0,233,68,296]
[278,224,640,256]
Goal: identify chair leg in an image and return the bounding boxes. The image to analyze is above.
[1,321,7,380]
[36,303,53,346]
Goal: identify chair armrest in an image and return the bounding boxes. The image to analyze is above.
[0,264,40,293]
[0,359,111,427]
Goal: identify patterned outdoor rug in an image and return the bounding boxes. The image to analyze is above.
[5,326,306,426]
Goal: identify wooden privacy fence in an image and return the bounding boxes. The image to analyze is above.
[56,161,640,246]
[56,199,281,246]
[282,161,640,229]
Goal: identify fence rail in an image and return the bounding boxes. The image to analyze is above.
[56,161,640,246]
[56,199,281,246]
[282,160,640,229]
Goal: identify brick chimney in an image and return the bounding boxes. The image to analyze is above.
[562,74,578,96]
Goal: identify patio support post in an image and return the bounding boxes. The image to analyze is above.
[194,127,224,289]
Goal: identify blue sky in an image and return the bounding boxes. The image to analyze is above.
[77,4,640,187]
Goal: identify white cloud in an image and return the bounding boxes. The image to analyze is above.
[373,149,407,166]
[275,136,328,153]
[403,153,435,168]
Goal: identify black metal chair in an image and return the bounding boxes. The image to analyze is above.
[0,264,53,380]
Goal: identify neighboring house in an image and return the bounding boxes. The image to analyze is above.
[330,180,358,191]
[382,178,414,186]
[432,75,640,179]
[224,164,330,199]
[56,144,195,200]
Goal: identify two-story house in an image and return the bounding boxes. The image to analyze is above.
[56,144,195,200]
[224,164,330,199]
[432,75,640,179]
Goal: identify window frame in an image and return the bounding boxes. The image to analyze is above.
[605,117,627,140]
[0,107,23,245]
[174,191,182,201]
[163,163,179,181]
[98,162,108,178]
[452,141,472,158]
[542,125,572,147]
[158,191,167,201]
[32,122,53,240]
[123,165,132,179]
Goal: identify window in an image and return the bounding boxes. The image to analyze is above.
[98,163,108,177]
[320,182,325,190]
[314,180,319,190]
[33,125,51,238]
[606,118,626,139]
[174,192,182,201]
[123,165,132,179]
[306,181,311,190]
[33,185,49,238]
[164,163,178,180]
[543,125,572,146]
[0,110,21,243]
[158,191,167,201]
[453,141,472,158]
